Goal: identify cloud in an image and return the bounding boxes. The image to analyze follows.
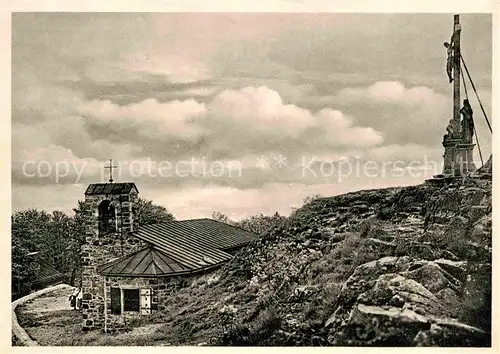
[11,144,102,186]
[302,81,451,147]
[73,86,383,162]
[314,108,383,148]
[364,143,441,163]
[126,53,212,84]
[207,86,383,148]
[79,98,207,140]
[13,83,387,193]
[334,81,448,106]
[209,86,315,137]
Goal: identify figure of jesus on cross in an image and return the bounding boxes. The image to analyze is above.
[444,40,454,83]
[444,17,462,85]
[105,159,118,183]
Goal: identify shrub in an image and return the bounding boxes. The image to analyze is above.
[358,219,374,238]
[376,206,394,220]
[253,308,282,337]
[330,233,381,282]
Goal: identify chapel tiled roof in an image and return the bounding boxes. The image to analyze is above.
[97,247,192,277]
[85,182,138,195]
[97,219,258,277]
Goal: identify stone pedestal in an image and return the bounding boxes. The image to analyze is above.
[441,136,476,177]
[455,143,476,174]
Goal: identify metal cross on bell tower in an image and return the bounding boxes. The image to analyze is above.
[104,159,118,183]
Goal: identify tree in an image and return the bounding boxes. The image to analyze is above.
[212,211,287,235]
[49,210,74,270]
[237,212,287,235]
[11,234,38,298]
[135,198,175,226]
[11,198,175,297]
[212,211,231,224]
[11,209,52,297]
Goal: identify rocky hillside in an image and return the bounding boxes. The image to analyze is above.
[134,174,492,346]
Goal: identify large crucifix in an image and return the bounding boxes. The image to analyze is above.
[439,14,476,177]
[104,159,118,183]
[452,14,462,133]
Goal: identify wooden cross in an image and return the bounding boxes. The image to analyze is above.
[104,159,118,183]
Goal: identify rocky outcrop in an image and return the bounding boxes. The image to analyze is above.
[142,177,491,347]
[324,256,489,346]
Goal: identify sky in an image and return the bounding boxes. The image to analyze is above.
[11,13,492,220]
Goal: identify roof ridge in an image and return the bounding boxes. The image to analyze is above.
[134,225,230,266]
[97,246,152,271]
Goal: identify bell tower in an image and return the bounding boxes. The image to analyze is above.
[80,182,143,331]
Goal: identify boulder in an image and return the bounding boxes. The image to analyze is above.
[400,261,462,294]
[357,273,444,316]
[434,259,467,282]
[325,255,486,346]
[329,304,432,345]
[413,319,490,347]
[336,257,413,309]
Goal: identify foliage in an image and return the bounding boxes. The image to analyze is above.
[237,212,287,235]
[211,211,230,224]
[212,211,287,235]
[303,194,322,205]
[375,206,394,220]
[14,181,493,346]
[12,209,64,297]
[11,198,174,298]
[135,198,175,226]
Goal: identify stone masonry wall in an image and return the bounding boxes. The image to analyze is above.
[103,276,169,331]
[81,189,145,331]
[103,274,208,331]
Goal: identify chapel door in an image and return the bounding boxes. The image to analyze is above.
[140,288,151,315]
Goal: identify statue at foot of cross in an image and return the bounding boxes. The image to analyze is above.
[460,99,474,144]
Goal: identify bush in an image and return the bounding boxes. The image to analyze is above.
[376,206,394,220]
[253,308,282,337]
[329,233,381,282]
[358,219,374,238]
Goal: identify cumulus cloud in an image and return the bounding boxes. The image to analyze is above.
[209,86,315,137]
[208,86,383,148]
[303,81,452,147]
[314,108,383,148]
[74,85,383,161]
[334,81,448,106]
[79,98,208,140]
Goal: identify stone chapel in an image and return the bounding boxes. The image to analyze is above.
[80,182,257,332]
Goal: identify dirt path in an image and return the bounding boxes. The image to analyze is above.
[21,287,73,314]
[12,284,73,346]
[13,285,175,346]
